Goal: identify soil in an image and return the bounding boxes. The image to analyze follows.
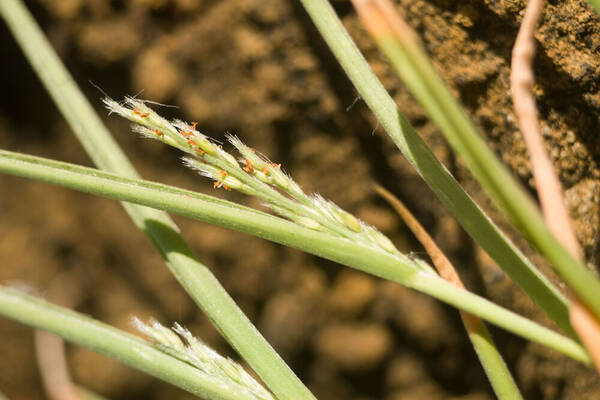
[1,0,600,399]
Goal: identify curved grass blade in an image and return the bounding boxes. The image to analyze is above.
[297,0,573,337]
[350,0,600,323]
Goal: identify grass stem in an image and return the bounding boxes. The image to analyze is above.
[0,149,590,364]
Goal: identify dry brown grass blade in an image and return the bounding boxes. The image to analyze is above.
[35,331,82,400]
[510,0,600,369]
[570,300,600,368]
[374,185,483,331]
[510,0,581,259]
[34,272,87,400]
[350,0,417,44]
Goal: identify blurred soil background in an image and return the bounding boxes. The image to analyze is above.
[1,0,600,399]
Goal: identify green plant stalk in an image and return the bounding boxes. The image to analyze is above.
[367,21,600,321]
[296,0,573,337]
[0,1,314,399]
[0,287,267,400]
[466,322,522,400]
[0,150,590,365]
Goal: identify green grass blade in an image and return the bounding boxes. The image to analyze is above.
[0,287,267,400]
[350,1,600,322]
[0,1,314,399]
[467,326,522,400]
[296,0,573,336]
[589,0,600,13]
[0,150,590,364]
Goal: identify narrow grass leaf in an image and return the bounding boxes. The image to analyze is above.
[298,0,572,336]
[509,0,600,371]
[350,0,600,326]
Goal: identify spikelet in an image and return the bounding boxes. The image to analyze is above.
[133,318,275,400]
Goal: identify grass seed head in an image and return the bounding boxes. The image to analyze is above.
[135,318,275,400]
[108,96,403,261]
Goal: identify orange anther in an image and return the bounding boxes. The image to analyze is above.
[223,185,232,191]
[155,129,164,136]
[179,130,192,138]
[271,163,281,168]
[213,181,221,189]
[243,159,254,173]
[191,122,198,130]
[133,107,150,118]
[195,148,205,156]
[219,170,228,178]
[187,139,196,146]
[262,166,269,174]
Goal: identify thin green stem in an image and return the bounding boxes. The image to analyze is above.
[0,1,314,399]
[467,326,522,400]
[353,1,600,322]
[0,287,264,400]
[410,274,589,364]
[0,150,590,364]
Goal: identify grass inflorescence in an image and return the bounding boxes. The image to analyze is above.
[104,96,430,272]
[134,318,275,400]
